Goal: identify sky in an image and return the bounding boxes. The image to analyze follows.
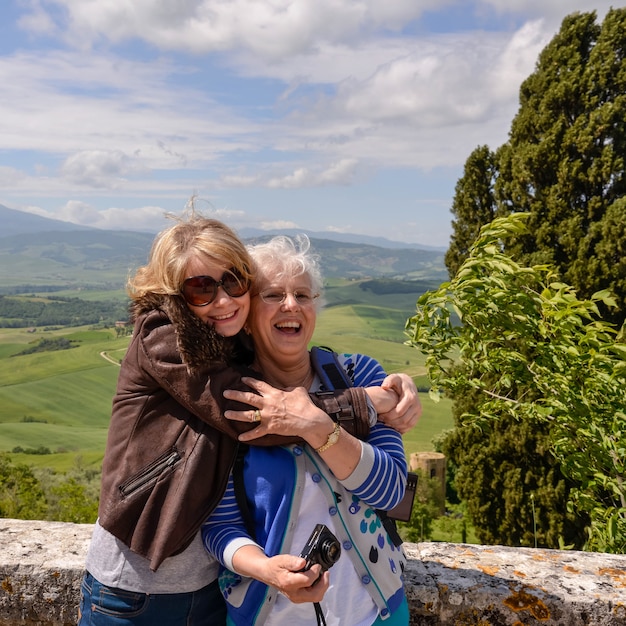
[0,1,617,247]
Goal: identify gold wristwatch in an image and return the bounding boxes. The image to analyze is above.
[315,422,341,453]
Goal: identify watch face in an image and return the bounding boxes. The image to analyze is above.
[317,423,341,452]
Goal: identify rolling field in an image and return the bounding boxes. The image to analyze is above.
[0,325,126,470]
[0,280,453,473]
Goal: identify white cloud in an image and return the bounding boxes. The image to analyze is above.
[57,200,102,224]
[490,20,550,100]
[0,166,26,186]
[218,174,263,188]
[21,199,251,232]
[3,0,616,245]
[317,159,359,184]
[22,0,447,58]
[86,205,173,230]
[266,159,359,189]
[16,1,56,36]
[260,220,301,230]
[61,150,149,188]
[0,4,585,186]
[324,224,354,233]
[483,0,613,23]
[0,50,255,164]
[15,201,169,230]
[218,160,359,190]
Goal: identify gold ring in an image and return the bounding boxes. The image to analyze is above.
[253,409,262,422]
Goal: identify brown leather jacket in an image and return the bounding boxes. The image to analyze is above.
[97,295,370,571]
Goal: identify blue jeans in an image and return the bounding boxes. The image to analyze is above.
[77,571,227,626]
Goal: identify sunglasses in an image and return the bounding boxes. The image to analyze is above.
[181,269,250,307]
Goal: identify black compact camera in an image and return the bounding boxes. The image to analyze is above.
[298,523,341,580]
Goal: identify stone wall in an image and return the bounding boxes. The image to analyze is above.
[1,518,626,625]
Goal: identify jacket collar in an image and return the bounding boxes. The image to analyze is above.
[132,293,231,373]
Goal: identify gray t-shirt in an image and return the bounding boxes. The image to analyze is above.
[86,520,219,593]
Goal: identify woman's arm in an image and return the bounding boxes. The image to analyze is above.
[230,546,329,603]
[221,378,364,478]
[221,352,409,490]
[334,422,407,511]
[201,473,259,562]
[367,373,422,434]
[201,474,328,602]
[346,352,421,433]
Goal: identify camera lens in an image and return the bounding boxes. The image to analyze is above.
[320,538,341,568]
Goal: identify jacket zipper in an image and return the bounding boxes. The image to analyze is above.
[119,449,181,497]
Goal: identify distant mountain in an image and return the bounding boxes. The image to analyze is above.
[0,204,95,237]
[0,204,447,287]
[1,204,445,251]
[238,227,447,252]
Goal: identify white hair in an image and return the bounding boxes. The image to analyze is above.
[248,234,324,307]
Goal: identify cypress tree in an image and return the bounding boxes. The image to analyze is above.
[449,8,626,325]
[445,145,498,277]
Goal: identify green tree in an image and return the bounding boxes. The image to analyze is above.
[47,477,99,524]
[442,399,585,548]
[445,145,498,277]
[37,457,100,524]
[0,454,47,519]
[449,9,626,325]
[406,214,626,552]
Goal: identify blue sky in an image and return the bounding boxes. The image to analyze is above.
[0,1,616,246]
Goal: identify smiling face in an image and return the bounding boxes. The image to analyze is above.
[183,256,251,337]
[248,271,318,367]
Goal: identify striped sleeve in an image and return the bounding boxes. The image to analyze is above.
[335,353,407,510]
[340,421,408,510]
[339,352,387,387]
[201,473,259,570]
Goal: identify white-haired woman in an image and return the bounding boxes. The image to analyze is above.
[202,235,411,625]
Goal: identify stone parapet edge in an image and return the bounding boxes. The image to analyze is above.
[1,519,625,625]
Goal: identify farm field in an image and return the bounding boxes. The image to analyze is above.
[0,325,126,471]
[0,279,453,473]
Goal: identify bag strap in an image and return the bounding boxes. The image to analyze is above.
[310,346,352,390]
[309,346,405,548]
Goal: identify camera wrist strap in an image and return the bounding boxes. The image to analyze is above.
[314,601,327,626]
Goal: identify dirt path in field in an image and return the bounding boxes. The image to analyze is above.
[100,351,121,366]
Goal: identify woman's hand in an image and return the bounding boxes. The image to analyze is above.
[367,373,422,434]
[232,546,329,603]
[224,377,363,479]
[223,377,330,442]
